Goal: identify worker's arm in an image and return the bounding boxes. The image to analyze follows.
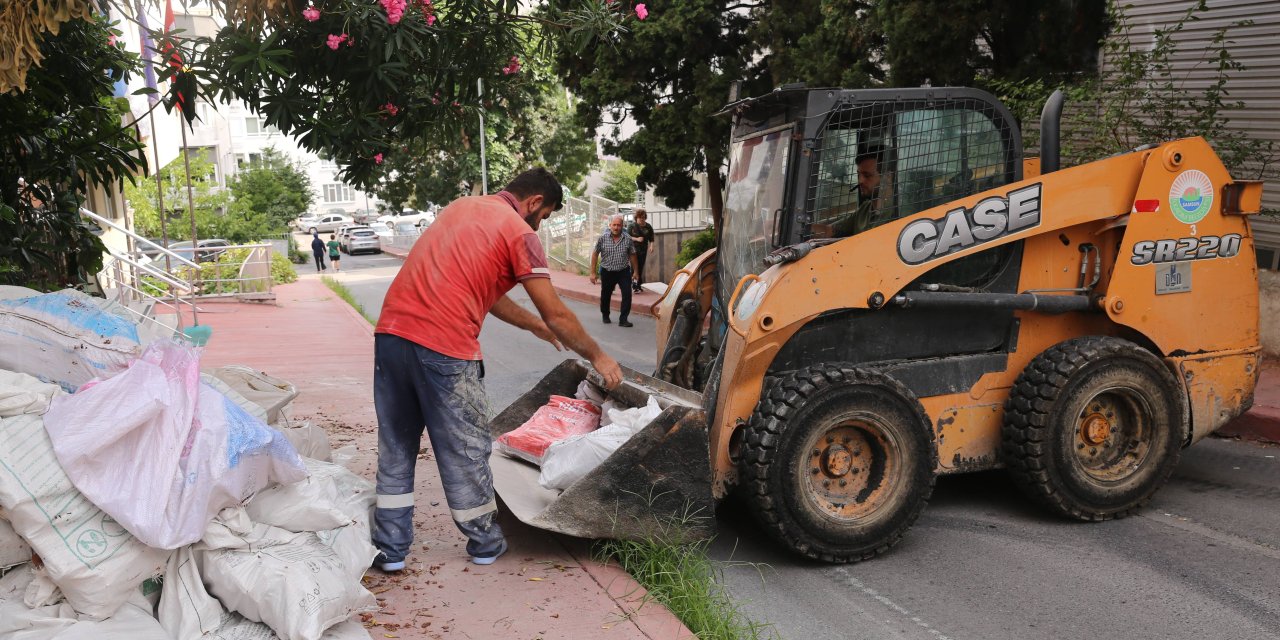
[520,277,623,388]
[630,252,638,282]
[490,295,562,351]
[589,248,600,285]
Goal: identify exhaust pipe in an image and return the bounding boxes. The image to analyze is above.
[1040,89,1064,174]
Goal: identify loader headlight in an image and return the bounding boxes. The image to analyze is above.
[736,280,767,320]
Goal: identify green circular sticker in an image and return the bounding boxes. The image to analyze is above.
[1169,170,1214,224]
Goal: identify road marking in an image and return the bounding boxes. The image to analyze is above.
[828,567,954,639]
[1139,511,1280,561]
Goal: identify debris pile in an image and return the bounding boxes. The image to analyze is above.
[0,290,378,640]
[494,378,662,491]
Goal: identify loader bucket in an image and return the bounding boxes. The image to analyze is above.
[489,359,715,541]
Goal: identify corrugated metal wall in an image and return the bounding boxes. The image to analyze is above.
[1109,0,1280,261]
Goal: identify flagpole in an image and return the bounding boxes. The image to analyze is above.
[179,122,200,326]
[148,111,172,276]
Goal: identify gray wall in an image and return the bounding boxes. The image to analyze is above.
[1106,0,1280,266]
[642,228,709,285]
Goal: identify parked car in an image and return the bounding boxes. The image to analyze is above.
[337,224,370,251]
[377,208,434,228]
[168,239,231,263]
[368,222,393,238]
[335,224,361,251]
[345,227,381,255]
[304,214,352,234]
[351,209,380,225]
[292,214,320,231]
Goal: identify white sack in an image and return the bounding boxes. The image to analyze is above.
[0,412,169,619]
[206,613,373,640]
[0,370,63,417]
[0,587,168,640]
[0,562,35,600]
[42,340,308,549]
[539,396,660,491]
[574,379,607,404]
[158,546,224,640]
[209,365,299,425]
[0,290,142,391]
[280,422,333,461]
[247,457,373,533]
[198,509,377,640]
[0,516,31,569]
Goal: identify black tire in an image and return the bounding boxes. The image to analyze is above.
[741,365,936,563]
[1002,336,1185,521]
[308,226,317,234]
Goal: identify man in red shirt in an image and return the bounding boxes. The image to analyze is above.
[372,168,623,571]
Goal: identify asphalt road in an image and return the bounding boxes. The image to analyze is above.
[321,246,1280,640]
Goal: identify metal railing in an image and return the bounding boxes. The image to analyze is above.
[170,243,276,300]
[82,207,203,335]
[536,198,714,269]
[380,226,422,251]
[646,208,713,231]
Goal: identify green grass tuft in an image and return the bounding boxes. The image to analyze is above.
[593,505,776,640]
[321,276,375,325]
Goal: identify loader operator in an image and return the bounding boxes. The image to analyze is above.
[371,168,625,571]
[814,146,889,238]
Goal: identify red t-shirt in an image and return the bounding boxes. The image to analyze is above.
[375,192,550,360]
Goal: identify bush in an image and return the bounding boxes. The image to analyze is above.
[675,226,716,268]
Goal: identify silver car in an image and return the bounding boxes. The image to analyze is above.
[345,228,381,255]
[305,214,352,234]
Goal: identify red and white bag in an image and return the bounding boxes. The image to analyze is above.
[494,395,601,464]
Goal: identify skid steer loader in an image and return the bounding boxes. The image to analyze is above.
[490,86,1264,562]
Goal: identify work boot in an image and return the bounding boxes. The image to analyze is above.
[602,315,611,324]
[619,320,634,328]
[372,552,405,573]
[471,540,508,566]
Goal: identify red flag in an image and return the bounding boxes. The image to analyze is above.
[163,0,185,111]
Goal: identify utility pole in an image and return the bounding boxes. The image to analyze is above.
[477,77,488,195]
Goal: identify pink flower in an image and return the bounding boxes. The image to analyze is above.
[635,3,648,19]
[383,102,400,116]
[108,34,118,46]
[426,13,437,25]
[380,0,407,25]
[451,101,460,107]
[502,56,521,75]
[326,33,348,50]
[374,153,384,165]
[302,6,320,21]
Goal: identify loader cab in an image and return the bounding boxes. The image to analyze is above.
[715,87,1026,382]
[720,87,1024,310]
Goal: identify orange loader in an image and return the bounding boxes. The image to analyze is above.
[490,86,1264,563]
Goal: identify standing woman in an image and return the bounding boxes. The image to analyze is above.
[328,233,342,272]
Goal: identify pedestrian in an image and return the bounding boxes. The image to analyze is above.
[311,231,327,272]
[589,214,638,327]
[627,208,654,293]
[327,233,342,272]
[372,167,624,571]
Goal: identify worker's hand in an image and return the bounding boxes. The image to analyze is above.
[589,274,598,285]
[590,353,624,389]
[531,321,564,351]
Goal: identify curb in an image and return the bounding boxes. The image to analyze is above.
[1218,409,1280,445]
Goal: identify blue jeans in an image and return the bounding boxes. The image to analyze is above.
[372,333,505,563]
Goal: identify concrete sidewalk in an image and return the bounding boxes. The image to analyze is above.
[382,242,665,317]
[1219,360,1280,444]
[189,276,692,640]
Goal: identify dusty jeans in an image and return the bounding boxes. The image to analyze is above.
[371,333,504,563]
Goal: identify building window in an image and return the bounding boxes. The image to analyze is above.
[323,183,355,203]
[237,153,263,168]
[243,116,278,136]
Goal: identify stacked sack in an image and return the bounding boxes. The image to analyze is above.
[0,290,379,640]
